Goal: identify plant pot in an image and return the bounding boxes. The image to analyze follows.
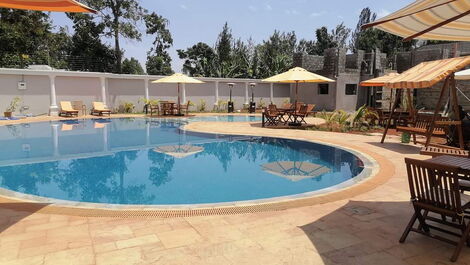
[4,112,12,118]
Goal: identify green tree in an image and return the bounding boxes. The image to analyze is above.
[177,42,217,77]
[349,7,415,55]
[67,13,116,72]
[144,12,173,75]
[215,22,233,64]
[256,30,297,78]
[122,57,144,74]
[83,0,146,73]
[0,9,69,68]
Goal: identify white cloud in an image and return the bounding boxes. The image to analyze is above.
[248,5,258,12]
[265,4,272,11]
[310,11,326,17]
[377,9,390,18]
[285,9,299,15]
[179,4,187,10]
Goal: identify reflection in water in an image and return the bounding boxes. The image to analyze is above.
[153,145,204,159]
[0,118,365,205]
[261,161,331,182]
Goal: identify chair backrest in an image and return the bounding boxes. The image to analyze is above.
[405,158,463,215]
[295,102,304,112]
[268,104,277,112]
[93,102,105,110]
[281,103,292,109]
[298,105,308,115]
[60,101,73,111]
[306,104,315,113]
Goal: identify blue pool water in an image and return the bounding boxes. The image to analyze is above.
[0,116,364,205]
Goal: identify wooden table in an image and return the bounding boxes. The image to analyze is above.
[276,108,294,124]
[425,155,470,191]
[425,155,470,171]
[160,102,176,116]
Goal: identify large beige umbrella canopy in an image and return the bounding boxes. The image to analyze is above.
[152,73,204,115]
[261,161,331,182]
[0,0,97,13]
[362,0,470,41]
[262,67,334,123]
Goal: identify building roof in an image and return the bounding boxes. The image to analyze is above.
[360,73,399,87]
[384,56,470,89]
[363,0,470,41]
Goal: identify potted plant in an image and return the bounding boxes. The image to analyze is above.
[4,97,21,118]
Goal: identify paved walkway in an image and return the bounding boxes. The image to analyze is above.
[0,117,469,264]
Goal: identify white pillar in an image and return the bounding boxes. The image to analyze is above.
[49,75,58,116]
[182,83,186,103]
[270,83,274,104]
[214,81,219,106]
[144,78,149,100]
[51,123,59,157]
[100,76,107,107]
[244,82,249,105]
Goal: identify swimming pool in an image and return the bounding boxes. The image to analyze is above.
[0,116,368,206]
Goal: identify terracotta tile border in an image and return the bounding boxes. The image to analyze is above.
[0,118,394,218]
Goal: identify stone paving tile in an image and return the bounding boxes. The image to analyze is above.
[43,246,94,265]
[95,246,144,265]
[2,117,470,264]
[155,227,203,249]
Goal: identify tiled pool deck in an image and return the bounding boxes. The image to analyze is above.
[0,114,468,265]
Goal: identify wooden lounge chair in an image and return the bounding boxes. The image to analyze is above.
[91,102,111,116]
[396,113,448,144]
[400,158,470,262]
[59,101,79,117]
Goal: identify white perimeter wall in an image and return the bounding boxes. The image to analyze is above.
[0,69,291,115]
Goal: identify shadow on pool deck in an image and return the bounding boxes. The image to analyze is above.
[366,142,422,155]
[0,203,49,234]
[299,200,470,265]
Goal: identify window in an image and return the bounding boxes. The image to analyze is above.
[318,84,329,95]
[345,84,357,95]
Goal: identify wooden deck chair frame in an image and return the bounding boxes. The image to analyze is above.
[91,102,111,116]
[400,158,470,262]
[59,101,79,117]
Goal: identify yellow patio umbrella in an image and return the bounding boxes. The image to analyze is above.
[262,67,334,124]
[0,0,97,13]
[152,73,204,116]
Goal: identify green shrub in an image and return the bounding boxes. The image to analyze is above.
[118,101,135,113]
[198,99,206,112]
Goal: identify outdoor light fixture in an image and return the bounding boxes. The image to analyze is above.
[227,83,235,113]
[249,83,256,113]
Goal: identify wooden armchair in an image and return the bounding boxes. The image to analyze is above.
[179,101,191,115]
[400,158,470,262]
[263,105,282,126]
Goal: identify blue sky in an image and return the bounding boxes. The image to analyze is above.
[50,0,412,72]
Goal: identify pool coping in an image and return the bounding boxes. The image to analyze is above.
[0,116,394,217]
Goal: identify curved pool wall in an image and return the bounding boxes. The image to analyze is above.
[0,116,372,207]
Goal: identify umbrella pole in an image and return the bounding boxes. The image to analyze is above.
[294,81,299,124]
[177,83,181,116]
